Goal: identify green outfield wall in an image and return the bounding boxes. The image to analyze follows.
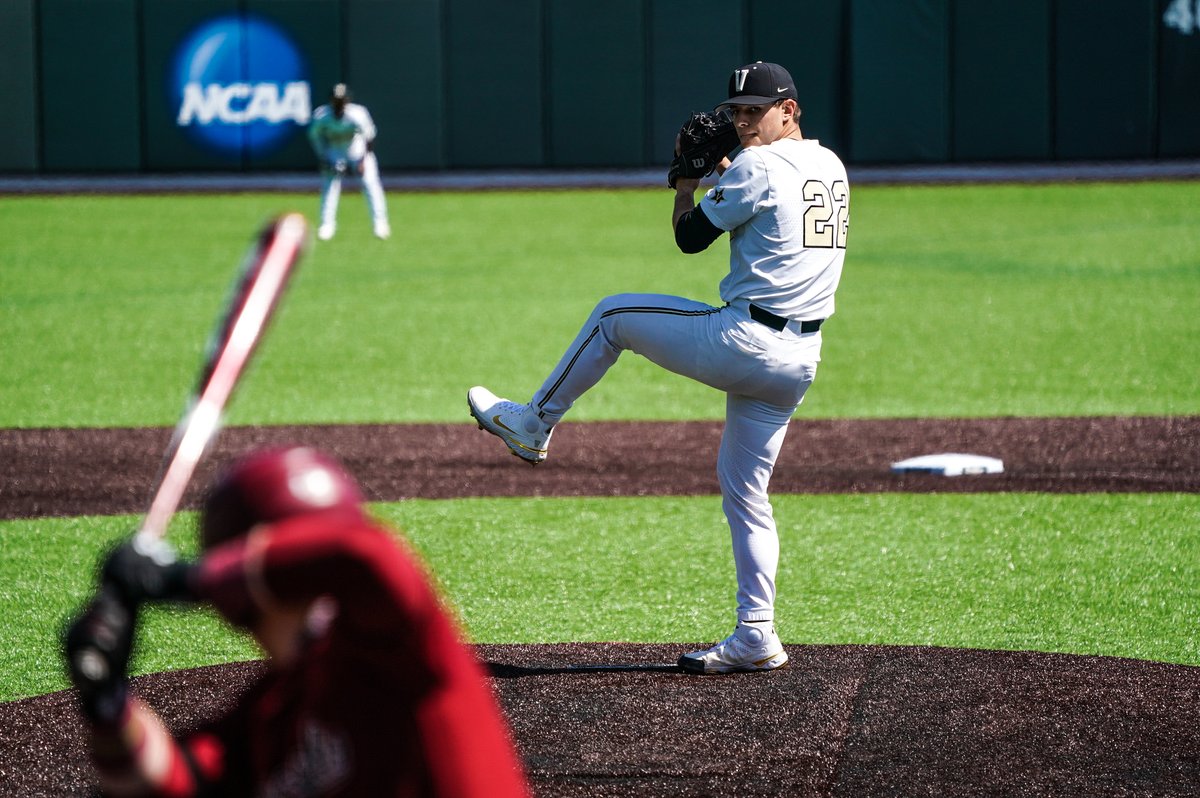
[4,0,1199,173]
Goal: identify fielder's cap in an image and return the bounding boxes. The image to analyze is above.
[718,62,798,108]
[331,83,351,101]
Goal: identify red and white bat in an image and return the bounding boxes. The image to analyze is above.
[134,212,309,545]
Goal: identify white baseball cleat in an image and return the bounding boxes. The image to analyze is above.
[467,386,553,466]
[374,220,391,240]
[317,224,336,241]
[678,621,789,674]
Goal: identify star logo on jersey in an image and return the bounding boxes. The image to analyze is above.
[708,187,726,205]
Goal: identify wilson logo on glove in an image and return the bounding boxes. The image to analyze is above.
[668,109,740,188]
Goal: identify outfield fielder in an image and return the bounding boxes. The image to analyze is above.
[468,62,850,674]
[308,83,391,241]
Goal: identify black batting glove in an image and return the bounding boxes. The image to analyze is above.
[63,589,134,726]
[100,538,199,607]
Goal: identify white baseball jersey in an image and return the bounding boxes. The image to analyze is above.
[308,101,390,238]
[701,138,849,322]
[307,103,376,162]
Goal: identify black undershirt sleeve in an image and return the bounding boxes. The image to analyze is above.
[674,204,725,254]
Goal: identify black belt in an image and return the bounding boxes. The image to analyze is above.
[748,303,823,334]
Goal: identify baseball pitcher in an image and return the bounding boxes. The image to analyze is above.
[468,61,849,674]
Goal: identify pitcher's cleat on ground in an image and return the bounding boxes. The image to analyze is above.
[467,386,553,466]
[678,621,789,674]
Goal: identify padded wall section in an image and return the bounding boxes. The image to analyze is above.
[849,0,951,164]
[40,0,141,171]
[0,0,38,171]
[1055,0,1156,159]
[546,0,646,167]
[952,0,1052,161]
[445,0,544,167]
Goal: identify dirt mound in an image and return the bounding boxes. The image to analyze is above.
[5,644,1199,796]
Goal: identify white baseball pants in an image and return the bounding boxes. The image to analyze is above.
[319,151,388,229]
[531,293,820,622]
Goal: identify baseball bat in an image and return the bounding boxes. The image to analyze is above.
[133,212,309,545]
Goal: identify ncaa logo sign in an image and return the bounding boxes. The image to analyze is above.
[172,14,311,156]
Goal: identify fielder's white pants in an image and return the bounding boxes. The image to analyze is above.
[531,293,820,622]
[319,152,388,229]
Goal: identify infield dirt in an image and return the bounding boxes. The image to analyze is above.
[2,417,1198,796]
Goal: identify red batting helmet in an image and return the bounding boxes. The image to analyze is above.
[200,446,365,549]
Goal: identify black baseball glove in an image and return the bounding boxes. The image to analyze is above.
[62,539,198,725]
[64,588,136,725]
[100,538,198,607]
[668,109,740,189]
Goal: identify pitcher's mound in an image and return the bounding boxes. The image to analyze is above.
[5,643,1198,796]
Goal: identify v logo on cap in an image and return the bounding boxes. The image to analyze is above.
[719,61,798,109]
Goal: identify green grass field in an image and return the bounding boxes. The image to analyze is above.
[1,182,1197,702]
[3,182,1197,427]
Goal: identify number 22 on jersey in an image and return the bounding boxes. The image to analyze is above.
[802,180,849,249]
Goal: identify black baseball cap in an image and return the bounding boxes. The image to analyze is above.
[717,62,797,108]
